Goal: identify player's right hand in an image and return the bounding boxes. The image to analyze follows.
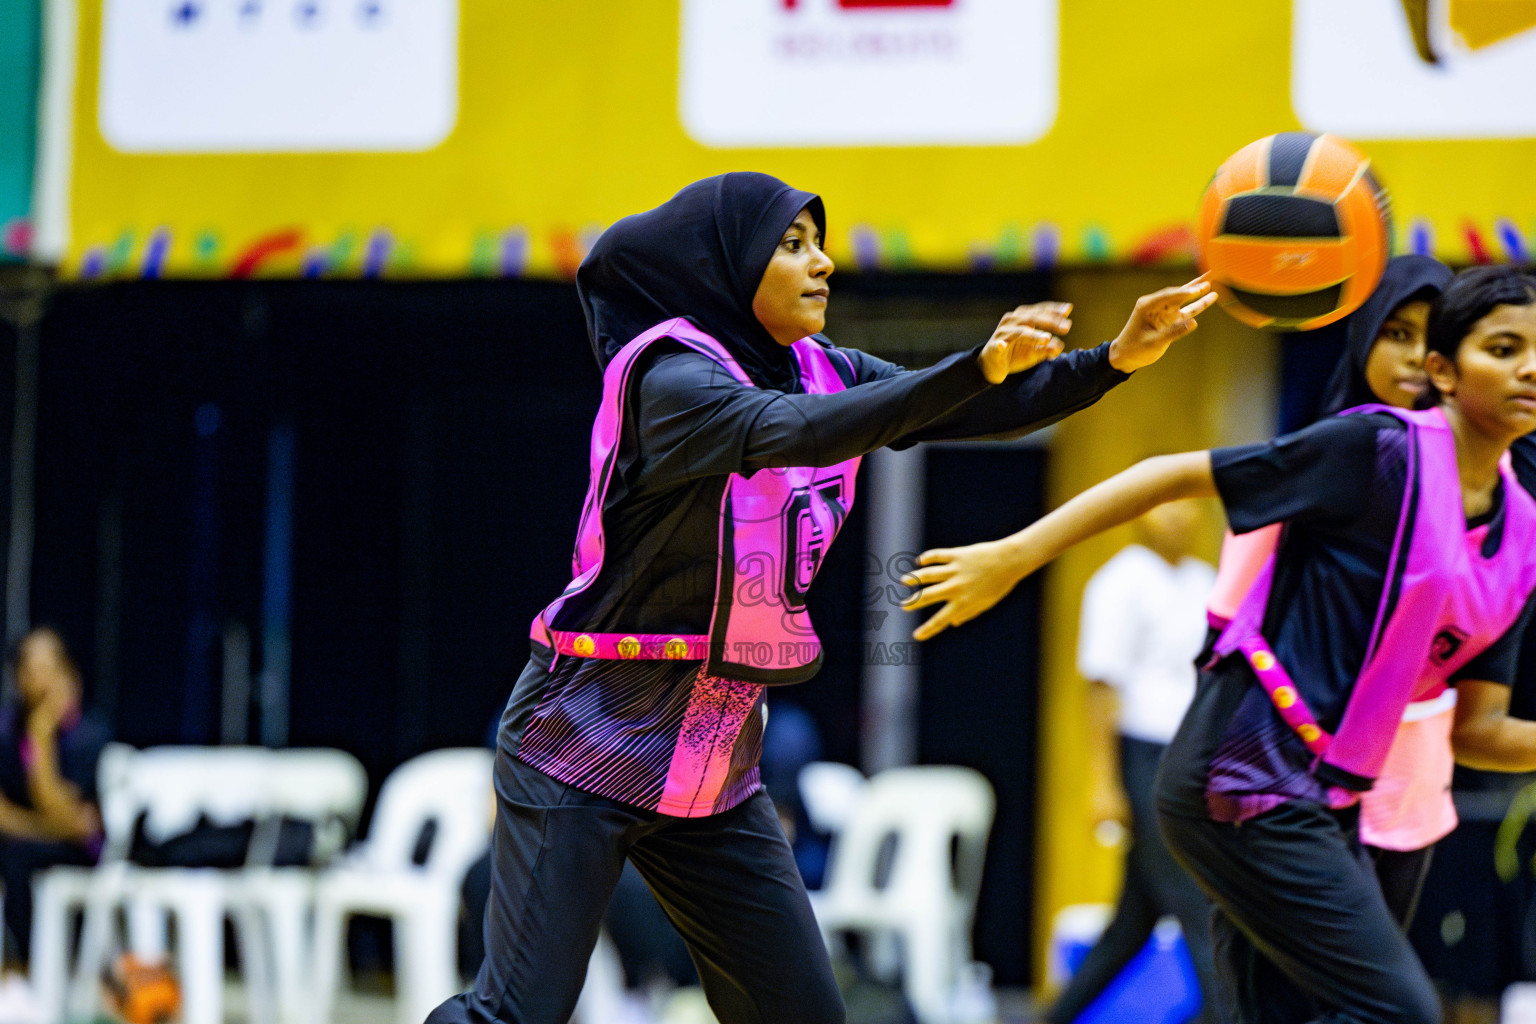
[976,301,1071,384]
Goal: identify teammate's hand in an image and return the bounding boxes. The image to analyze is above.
[976,302,1072,384]
[900,538,1026,640]
[1107,276,1217,374]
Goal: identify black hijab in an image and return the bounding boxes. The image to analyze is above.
[1314,254,1453,419]
[576,172,826,391]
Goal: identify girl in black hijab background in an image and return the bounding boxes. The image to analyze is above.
[427,172,1215,1024]
[1313,254,1452,419]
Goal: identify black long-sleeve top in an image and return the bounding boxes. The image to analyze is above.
[559,337,1130,634]
[516,334,1128,814]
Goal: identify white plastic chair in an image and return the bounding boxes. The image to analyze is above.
[233,748,370,1024]
[1505,982,1536,1024]
[309,747,495,1024]
[812,765,995,1024]
[798,760,868,838]
[31,743,277,1024]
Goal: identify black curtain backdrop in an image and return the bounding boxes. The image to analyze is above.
[30,280,599,783]
[921,446,1046,987]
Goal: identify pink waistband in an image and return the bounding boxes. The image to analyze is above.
[534,617,709,661]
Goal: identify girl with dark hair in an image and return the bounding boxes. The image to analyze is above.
[426,172,1215,1024]
[904,265,1536,1024]
[1202,255,1458,935]
[0,627,110,965]
[1038,258,1455,1024]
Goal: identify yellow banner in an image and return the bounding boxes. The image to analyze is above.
[61,0,1536,279]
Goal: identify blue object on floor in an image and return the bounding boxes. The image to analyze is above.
[1055,921,1202,1024]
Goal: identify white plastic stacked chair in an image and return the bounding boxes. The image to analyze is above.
[812,765,995,1024]
[31,743,276,1024]
[309,747,495,1024]
[31,744,371,1024]
[232,747,370,1024]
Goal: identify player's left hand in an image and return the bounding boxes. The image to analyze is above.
[1106,275,1217,374]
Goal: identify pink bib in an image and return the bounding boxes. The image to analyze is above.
[534,318,860,685]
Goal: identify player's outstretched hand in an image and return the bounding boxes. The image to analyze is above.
[900,539,1030,641]
[976,301,1072,384]
[1106,275,1217,374]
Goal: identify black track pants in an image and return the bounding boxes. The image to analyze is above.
[1154,668,1439,1024]
[425,748,843,1024]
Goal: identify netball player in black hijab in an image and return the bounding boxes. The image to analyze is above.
[1315,254,1454,418]
[579,172,823,388]
[429,172,1215,1024]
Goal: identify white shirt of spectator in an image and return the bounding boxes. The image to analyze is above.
[1077,545,1215,746]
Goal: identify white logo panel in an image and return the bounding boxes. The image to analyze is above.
[1293,0,1536,138]
[680,0,1056,147]
[99,0,458,153]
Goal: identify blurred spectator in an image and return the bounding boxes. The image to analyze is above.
[0,627,109,966]
[760,701,827,887]
[1042,503,1219,1024]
